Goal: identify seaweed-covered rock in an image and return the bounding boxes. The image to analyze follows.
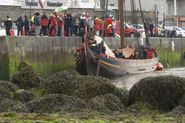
[171,106,185,115]
[88,94,124,113]
[0,98,29,113]
[126,101,155,114]
[11,65,44,89]
[14,90,35,103]
[26,94,86,113]
[0,81,17,99]
[17,62,33,71]
[45,75,128,104]
[0,81,17,92]
[128,76,185,111]
[0,86,12,99]
[44,70,80,92]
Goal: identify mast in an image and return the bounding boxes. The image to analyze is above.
[119,0,125,48]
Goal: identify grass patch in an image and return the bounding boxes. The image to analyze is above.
[156,47,182,68]
[0,113,184,123]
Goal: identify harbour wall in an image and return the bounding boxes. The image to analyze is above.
[0,36,81,80]
[0,36,185,80]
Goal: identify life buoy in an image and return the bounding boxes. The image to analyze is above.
[155,62,164,71]
[10,29,14,36]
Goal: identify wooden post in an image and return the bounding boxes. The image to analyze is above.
[119,0,124,48]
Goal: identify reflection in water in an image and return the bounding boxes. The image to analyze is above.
[112,68,185,90]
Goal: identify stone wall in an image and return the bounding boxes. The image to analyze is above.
[0,36,185,80]
[0,36,82,80]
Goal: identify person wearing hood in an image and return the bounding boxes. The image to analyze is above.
[24,15,30,35]
[4,16,12,36]
[16,16,24,36]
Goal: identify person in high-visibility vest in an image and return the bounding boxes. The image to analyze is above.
[31,13,36,31]
[31,15,35,25]
[94,16,101,36]
[105,15,113,37]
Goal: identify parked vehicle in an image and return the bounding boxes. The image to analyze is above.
[160,26,176,37]
[173,26,185,37]
[115,21,140,37]
[180,27,185,31]
[131,24,144,32]
[131,24,146,38]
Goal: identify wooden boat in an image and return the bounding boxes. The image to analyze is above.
[76,36,159,78]
[76,0,160,78]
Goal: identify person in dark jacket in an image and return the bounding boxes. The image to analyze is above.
[4,16,12,36]
[16,16,24,36]
[64,12,73,36]
[34,12,40,36]
[149,21,154,37]
[144,20,149,36]
[73,13,80,36]
[24,15,29,35]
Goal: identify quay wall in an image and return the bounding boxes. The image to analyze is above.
[0,36,185,80]
[0,36,81,80]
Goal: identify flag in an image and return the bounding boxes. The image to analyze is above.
[54,6,69,13]
[39,0,45,8]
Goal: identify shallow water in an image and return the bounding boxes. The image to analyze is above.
[112,67,185,90]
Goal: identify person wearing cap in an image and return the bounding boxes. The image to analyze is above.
[4,16,12,36]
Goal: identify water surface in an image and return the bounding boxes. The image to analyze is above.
[113,68,185,90]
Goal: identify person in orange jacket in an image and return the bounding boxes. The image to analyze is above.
[105,15,113,37]
[40,12,48,36]
[94,16,102,36]
[49,12,57,36]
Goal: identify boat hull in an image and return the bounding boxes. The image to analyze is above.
[76,46,159,78]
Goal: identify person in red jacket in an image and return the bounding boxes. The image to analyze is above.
[105,15,113,37]
[49,12,57,36]
[57,15,63,36]
[40,12,48,36]
[94,16,101,36]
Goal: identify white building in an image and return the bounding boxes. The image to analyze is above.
[10,0,100,9]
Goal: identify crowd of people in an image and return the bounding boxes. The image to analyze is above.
[3,11,116,37]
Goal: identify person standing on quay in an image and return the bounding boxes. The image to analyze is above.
[49,12,57,36]
[40,12,48,36]
[16,16,24,36]
[57,15,63,36]
[4,16,12,36]
[24,15,30,35]
[34,12,40,36]
[94,16,101,36]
